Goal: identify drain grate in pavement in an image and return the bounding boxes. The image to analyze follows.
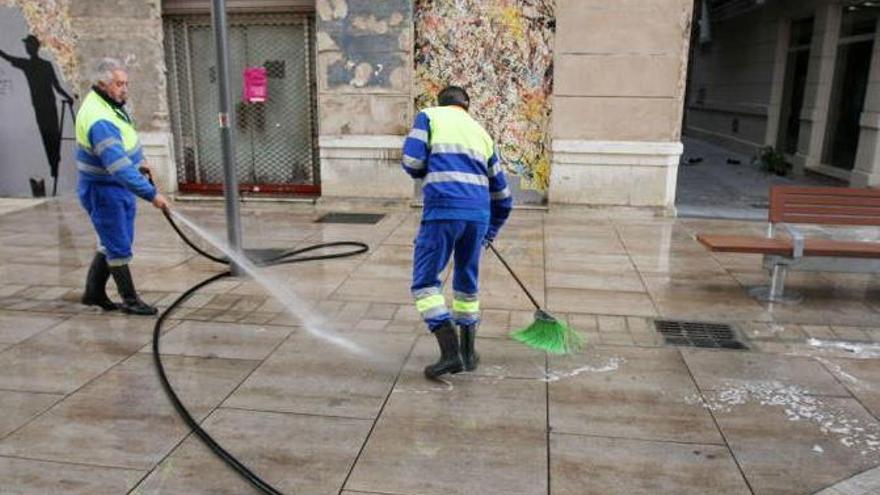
[316,212,385,224]
[653,320,747,350]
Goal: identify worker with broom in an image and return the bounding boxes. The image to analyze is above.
[76,57,170,315]
[401,86,513,379]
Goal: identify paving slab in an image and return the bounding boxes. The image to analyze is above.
[546,270,647,293]
[815,465,880,495]
[133,408,371,494]
[644,274,772,322]
[0,314,157,394]
[546,287,657,317]
[143,319,292,360]
[0,354,258,470]
[549,347,723,444]
[550,433,750,495]
[682,348,850,396]
[819,357,880,419]
[224,332,416,419]
[0,390,64,439]
[0,311,66,345]
[0,263,81,286]
[710,397,880,495]
[0,456,144,495]
[347,371,547,495]
[331,275,415,305]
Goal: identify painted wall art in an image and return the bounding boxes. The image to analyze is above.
[318,0,411,91]
[0,3,77,197]
[414,0,555,203]
[0,0,78,87]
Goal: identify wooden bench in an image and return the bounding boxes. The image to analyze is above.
[696,186,880,303]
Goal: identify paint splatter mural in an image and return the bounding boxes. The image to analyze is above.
[0,0,78,88]
[414,0,555,201]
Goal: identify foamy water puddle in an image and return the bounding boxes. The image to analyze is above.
[399,355,627,395]
[542,357,625,382]
[687,380,880,456]
[807,339,880,358]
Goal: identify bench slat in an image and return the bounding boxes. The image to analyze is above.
[696,234,880,258]
[804,239,880,258]
[696,234,792,255]
[770,186,880,226]
[781,205,880,217]
[783,196,880,207]
[772,214,880,226]
[773,186,880,197]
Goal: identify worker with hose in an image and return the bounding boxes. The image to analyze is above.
[76,57,170,315]
[402,85,513,379]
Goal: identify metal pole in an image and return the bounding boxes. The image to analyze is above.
[210,0,243,275]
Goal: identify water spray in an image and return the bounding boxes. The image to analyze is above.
[154,208,368,494]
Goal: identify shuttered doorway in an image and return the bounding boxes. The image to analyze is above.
[164,13,319,196]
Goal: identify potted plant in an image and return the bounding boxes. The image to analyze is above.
[758,146,790,176]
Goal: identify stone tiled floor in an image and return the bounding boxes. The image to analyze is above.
[0,198,879,494]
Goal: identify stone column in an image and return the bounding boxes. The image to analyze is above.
[71,0,176,192]
[795,3,841,176]
[765,18,791,147]
[851,17,880,188]
[549,0,693,211]
[315,0,413,199]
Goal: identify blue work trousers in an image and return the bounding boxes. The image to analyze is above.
[78,181,136,266]
[411,220,488,331]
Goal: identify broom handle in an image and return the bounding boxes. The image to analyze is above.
[487,242,542,312]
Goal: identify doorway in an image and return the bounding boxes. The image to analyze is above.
[164,13,319,195]
[823,8,877,172]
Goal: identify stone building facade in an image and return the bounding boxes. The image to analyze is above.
[1,0,700,211]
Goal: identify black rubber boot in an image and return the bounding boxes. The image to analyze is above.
[424,320,463,379]
[81,252,118,311]
[109,264,157,316]
[459,322,480,372]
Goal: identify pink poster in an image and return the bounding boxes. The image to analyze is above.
[242,67,267,103]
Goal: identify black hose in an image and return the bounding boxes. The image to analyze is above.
[153,209,369,494]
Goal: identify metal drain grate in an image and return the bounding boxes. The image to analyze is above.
[653,320,747,350]
[316,212,385,224]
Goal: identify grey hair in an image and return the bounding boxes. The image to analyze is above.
[92,57,125,85]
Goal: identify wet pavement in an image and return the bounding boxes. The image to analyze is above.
[0,197,878,494]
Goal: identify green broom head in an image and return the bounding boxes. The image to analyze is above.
[510,309,585,354]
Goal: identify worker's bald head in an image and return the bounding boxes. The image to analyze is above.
[438,86,469,111]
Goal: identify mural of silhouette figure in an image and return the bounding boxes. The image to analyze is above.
[0,35,74,195]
